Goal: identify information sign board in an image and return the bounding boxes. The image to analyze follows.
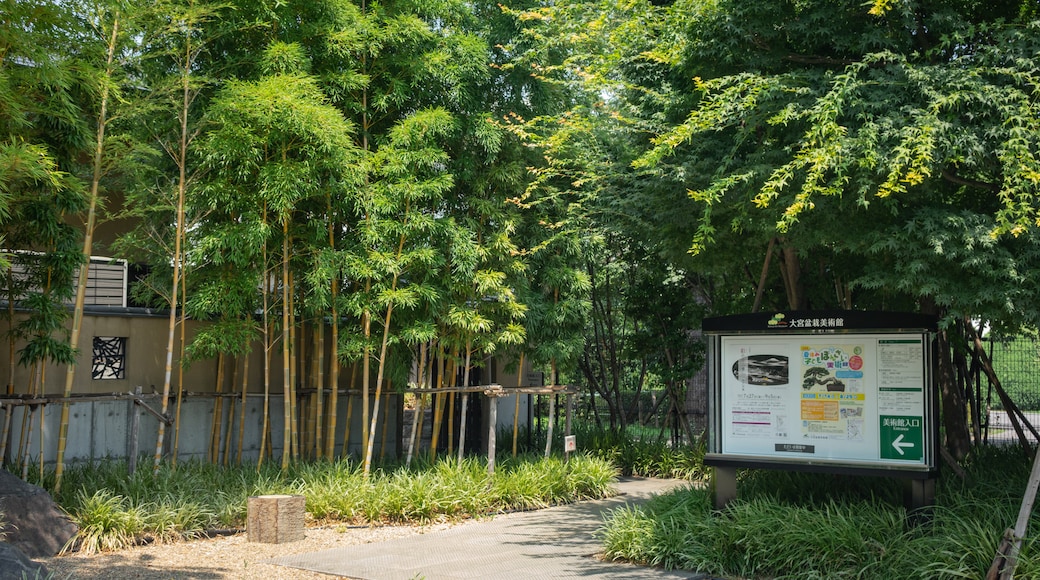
[704,311,937,476]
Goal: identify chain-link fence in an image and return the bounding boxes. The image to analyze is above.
[989,337,1040,411]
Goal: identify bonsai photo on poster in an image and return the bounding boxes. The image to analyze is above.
[732,354,789,386]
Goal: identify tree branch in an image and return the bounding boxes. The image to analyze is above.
[941,169,1000,192]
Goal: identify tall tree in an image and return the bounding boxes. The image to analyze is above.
[628,0,1040,456]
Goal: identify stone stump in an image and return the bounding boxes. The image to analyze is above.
[246,494,305,544]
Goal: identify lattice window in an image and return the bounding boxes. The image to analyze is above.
[92,336,126,380]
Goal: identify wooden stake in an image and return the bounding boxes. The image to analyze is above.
[988,446,1040,579]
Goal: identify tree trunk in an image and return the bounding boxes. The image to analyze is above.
[777,240,805,310]
[937,326,972,460]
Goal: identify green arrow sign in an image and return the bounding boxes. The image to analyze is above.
[879,415,923,461]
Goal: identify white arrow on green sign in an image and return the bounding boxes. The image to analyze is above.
[891,433,914,456]
[879,415,924,461]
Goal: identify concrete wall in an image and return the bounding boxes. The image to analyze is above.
[1,392,402,466]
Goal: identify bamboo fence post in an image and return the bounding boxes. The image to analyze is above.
[512,353,523,457]
[543,393,555,459]
[429,344,446,460]
[487,391,497,476]
[0,402,11,464]
[37,399,44,481]
[457,345,473,463]
[457,393,469,462]
[406,343,427,466]
[415,348,434,458]
[223,395,235,467]
[129,386,143,475]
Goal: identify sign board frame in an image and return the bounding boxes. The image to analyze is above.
[703,311,938,480]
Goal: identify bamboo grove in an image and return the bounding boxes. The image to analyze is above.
[0,0,589,490]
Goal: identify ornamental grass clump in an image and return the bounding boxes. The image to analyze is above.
[69,489,146,554]
[54,453,616,552]
[599,445,1040,579]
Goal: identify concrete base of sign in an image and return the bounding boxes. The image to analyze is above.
[712,466,738,510]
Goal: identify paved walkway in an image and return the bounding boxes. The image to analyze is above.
[268,477,713,579]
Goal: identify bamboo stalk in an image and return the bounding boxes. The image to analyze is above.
[325,281,340,459]
[289,269,299,460]
[429,342,446,461]
[315,319,325,459]
[342,363,358,459]
[54,13,120,492]
[21,364,41,480]
[6,282,13,396]
[379,387,390,462]
[324,195,340,459]
[172,272,188,467]
[361,308,371,465]
[258,226,272,469]
[37,365,45,482]
[153,14,193,476]
[446,351,458,456]
[237,352,249,465]
[210,352,226,463]
[280,220,292,470]
[220,356,239,466]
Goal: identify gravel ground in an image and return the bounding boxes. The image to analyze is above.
[38,521,476,580]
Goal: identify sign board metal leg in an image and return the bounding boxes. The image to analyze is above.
[713,466,738,509]
[905,478,936,526]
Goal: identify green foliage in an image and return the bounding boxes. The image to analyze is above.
[627,2,1040,325]
[600,445,1040,578]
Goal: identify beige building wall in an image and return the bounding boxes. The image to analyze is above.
[0,310,218,396]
